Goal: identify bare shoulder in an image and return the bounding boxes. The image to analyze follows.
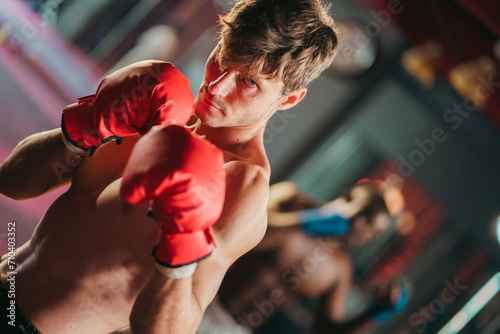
[214,160,270,265]
[225,160,270,209]
[225,159,269,182]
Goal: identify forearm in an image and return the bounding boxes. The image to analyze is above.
[267,210,301,227]
[269,206,351,236]
[0,129,82,199]
[130,268,203,334]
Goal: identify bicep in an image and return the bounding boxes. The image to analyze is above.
[215,162,269,261]
[0,129,78,199]
[346,186,373,216]
[267,210,301,227]
[191,162,269,309]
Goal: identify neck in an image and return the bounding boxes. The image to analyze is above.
[192,119,268,153]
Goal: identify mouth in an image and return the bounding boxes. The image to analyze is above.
[201,89,224,113]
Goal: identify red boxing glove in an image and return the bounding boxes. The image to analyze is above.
[62,61,194,156]
[120,125,226,276]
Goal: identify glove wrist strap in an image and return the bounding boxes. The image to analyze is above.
[61,131,89,156]
[155,262,197,279]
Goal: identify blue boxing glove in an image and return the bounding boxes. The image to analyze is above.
[297,207,351,236]
[370,280,408,323]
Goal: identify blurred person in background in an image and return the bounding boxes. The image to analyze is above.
[212,180,407,333]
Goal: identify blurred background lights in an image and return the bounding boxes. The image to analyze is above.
[496,216,500,244]
[438,272,500,334]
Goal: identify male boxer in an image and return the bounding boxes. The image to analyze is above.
[0,0,339,333]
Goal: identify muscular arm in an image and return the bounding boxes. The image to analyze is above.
[315,255,378,334]
[0,129,82,200]
[129,161,269,334]
[339,185,374,217]
[267,181,324,228]
[324,253,353,322]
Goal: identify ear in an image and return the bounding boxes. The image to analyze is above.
[276,88,307,111]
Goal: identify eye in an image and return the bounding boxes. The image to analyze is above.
[246,78,258,88]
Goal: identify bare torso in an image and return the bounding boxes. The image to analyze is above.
[0,127,270,334]
[0,136,161,333]
[218,227,350,328]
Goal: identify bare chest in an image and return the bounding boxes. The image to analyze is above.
[15,179,159,332]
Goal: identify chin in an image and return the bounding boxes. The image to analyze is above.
[195,106,229,128]
[194,110,223,128]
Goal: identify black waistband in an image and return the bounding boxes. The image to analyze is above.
[0,280,40,334]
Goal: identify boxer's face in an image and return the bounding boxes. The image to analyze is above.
[194,46,306,128]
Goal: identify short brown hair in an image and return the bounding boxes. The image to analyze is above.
[218,0,339,94]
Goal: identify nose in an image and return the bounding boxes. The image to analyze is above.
[208,69,234,97]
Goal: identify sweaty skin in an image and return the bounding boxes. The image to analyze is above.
[1,134,158,333]
[0,45,306,333]
[0,128,267,333]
